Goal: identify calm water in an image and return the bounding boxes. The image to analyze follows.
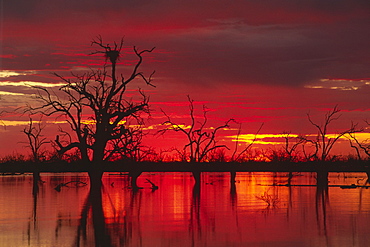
[1,171,370,247]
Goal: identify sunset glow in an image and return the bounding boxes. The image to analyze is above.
[1,0,370,159]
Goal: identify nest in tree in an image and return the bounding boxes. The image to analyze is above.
[105,50,120,64]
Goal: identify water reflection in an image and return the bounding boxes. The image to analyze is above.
[316,182,329,245]
[75,184,112,246]
[2,172,370,246]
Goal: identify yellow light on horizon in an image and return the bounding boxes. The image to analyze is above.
[163,122,191,130]
[0,70,36,78]
[0,81,65,88]
[0,91,24,95]
[229,133,299,141]
[81,120,127,125]
[226,133,370,146]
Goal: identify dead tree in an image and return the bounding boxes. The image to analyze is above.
[106,117,155,162]
[28,36,155,183]
[22,117,49,162]
[269,131,305,162]
[303,106,360,187]
[304,106,359,161]
[231,122,264,162]
[21,117,49,182]
[282,132,306,161]
[347,119,370,157]
[159,95,233,162]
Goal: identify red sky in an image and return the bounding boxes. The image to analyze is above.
[1,0,370,158]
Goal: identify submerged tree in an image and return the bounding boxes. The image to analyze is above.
[29,36,155,183]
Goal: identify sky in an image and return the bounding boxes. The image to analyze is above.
[1,0,370,159]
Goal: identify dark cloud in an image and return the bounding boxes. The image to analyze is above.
[151,18,370,87]
[2,0,370,88]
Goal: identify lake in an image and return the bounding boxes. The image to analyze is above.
[1,171,370,247]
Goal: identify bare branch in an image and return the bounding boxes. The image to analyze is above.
[233,123,264,162]
[27,37,155,163]
[305,106,361,161]
[159,96,234,162]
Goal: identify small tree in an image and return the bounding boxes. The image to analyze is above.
[230,122,264,162]
[348,120,370,160]
[159,96,233,162]
[303,106,359,161]
[29,36,155,182]
[22,117,49,162]
[269,131,305,162]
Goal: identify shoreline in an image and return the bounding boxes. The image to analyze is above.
[1,160,369,173]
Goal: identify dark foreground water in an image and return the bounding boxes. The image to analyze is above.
[1,171,370,247]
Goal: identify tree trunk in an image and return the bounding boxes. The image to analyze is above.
[89,183,111,246]
[33,171,41,183]
[88,169,104,190]
[230,171,236,184]
[129,170,142,190]
[192,171,201,186]
[366,170,370,181]
[316,170,329,188]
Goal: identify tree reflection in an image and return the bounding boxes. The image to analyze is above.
[74,176,145,247]
[32,173,40,224]
[315,180,330,246]
[357,174,370,212]
[12,172,370,246]
[27,173,42,244]
[75,182,112,247]
[230,172,237,207]
[189,180,201,246]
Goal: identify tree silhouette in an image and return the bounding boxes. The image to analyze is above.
[303,106,359,161]
[160,95,233,162]
[348,120,370,160]
[22,117,49,162]
[230,122,264,162]
[268,131,305,162]
[29,36,155,182]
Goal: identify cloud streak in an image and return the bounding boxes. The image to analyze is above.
[3,0,370,87]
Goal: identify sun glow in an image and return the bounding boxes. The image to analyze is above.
[0,70,36,78]
[0,81,65,88]
[305,78,370,90]
[163,122,192,130]
[227,133,370,146]
[0,91,24,95]
[229,133,299,145]
[80,119,127,125]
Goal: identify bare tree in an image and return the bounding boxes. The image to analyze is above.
[268,131,305,162]
[22,117,49,162]
[231,122,264,162]
[28,36,155,182]
[303,106,360,161]
[281,132,306,162]
[106,118,156,162]
[159,95,233,162]
[348,121,370,160]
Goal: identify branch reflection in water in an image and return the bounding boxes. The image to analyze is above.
[2,172,370,246]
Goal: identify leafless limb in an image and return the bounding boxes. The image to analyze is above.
[159,96,234,162]
[27,37,155,164]
[231,123,264,162]
[348,131,370,159]
[21,117,49,162]
[303,106,361,161]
